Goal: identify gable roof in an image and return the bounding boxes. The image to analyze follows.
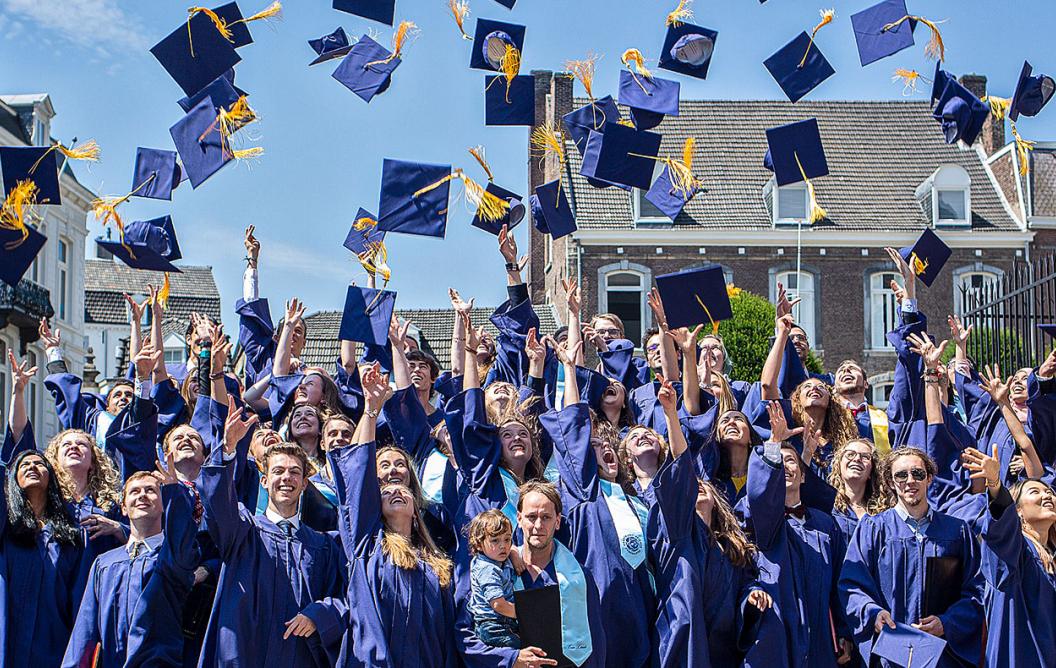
[564,98,1020,233]
[84,259,221,325]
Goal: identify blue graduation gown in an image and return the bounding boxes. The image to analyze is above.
[598,339,649,393]
[541,402,656,668]
[327,441,458,668]
[839,508,983,667]
[63,484,199,668]
[737,445,847,668]
[650,450,764,667]
[978,488,1056,667]
[197,448,346,667]
[488,294,542,388]
[235,297,278,387]
[775,338,834,398]
[267,363,363,431]
[152,378,190,446]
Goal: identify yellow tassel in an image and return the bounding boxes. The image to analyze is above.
[353,215,378,231]
[726,283,742,299]
[188,6,234,40]
[794,152,826,223]
[0,180,38,250]
[150,273,172,308]
[892,68,930,96]
[366,20,416,66]
[666,0,693,27]
[467,146,494,182]
[91,195,132,246]
[499,44,521,102]
[616,118,636,128]
[29,139,101,175]
[1011,122,1035,176]
[462,174,510,222]
[530,123,567,196]
[909,252,929,277]
[230,147,265,160]
[694,294,719,335]
[360,241,392,282]
[628,138,703,201]
[983,95,1011,121]
[798,8,835,69]
[413,169,460,199]
[882,15,945,62]
[621,49,652,80]
[202,95,262,160]
[682,137,695,172]
[449,0,472,40]
[230,0,282,25]
[565,53,600,104]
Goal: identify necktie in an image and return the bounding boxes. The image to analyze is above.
[128,541,143,559]
[277,519,295,538]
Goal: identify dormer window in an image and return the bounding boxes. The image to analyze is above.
[776,184,808,224]
[632,161,669,225]
[917,164,971,227]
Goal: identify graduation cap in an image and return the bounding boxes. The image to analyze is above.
[332,25,414,103]
[169,97,252,188]
[851,1,947,67]
[0,141,100,206]
[96,216,184,273]
[150,11,242,97]
[339,285,396,345]
[932,78,989,145]
[764,118,828,222]
[465,146,523,235]
[562,96,621,156]
[131,148,183,201]
[618,50,681,131]
[658,21,718,80]
[0,221,46,288]
[485,74,535,126]
[530,179,576,239]
[764,11,837,103]
[655,264,733,333]
[470,19,525,72]
[377,158,451,238]
[1009,61,1056,121]
[899,227,951,288]
[308,27,354,65]
[344,209,391,281]
[333,0,394,25]
[176,72,245,113]
[930,61,953,109]
[643,137,704,220]
[579,123,662,190]
[872,623,946,668]
[492,0,516,7]
[1037,324,1056,338]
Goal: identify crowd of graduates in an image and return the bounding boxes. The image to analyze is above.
[1,222,1055,668]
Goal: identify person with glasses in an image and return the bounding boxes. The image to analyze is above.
[827,439,888,543]
[839,443,984,667]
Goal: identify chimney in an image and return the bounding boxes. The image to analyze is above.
[959,73,1005,155]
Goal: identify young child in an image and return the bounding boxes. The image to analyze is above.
[467,509,523,649]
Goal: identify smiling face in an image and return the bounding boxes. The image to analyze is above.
[289,405,321,440]
[695,478,715,521]
[623,427,662,463]
[380,483,415,525]
[781,447,804,491]
[518,490,560,551]
[122,475,163,522]
[107,383,135,414]
[58,432,95,474]
[294,374,324,406]
[485,382,515,415]
[1010,369,1031,404]
[601,381,626,412]
[377,449,411,487]
[407,359,436,393]
[645,333,663,371]
[290,321,307,353]
[839,440,874,486]
[166,425,205,468]
[16,453,50,492]
[717,411,751,447]
[499,421,533,472]
[890,453,932,509]
[789,326,810,360]
[322,417,354,451]
[698,335,727,373]
[591,435,620,482]
[250,429,281,462]
[1016,481,1056,525]
[835,362,867,396]
[797,379,831,409]
[262,453,309,512]
[477,331,496,358]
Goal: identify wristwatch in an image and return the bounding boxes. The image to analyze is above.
[365,408,380,419]
[505,262,519,272]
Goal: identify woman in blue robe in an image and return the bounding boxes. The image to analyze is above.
[826,439,888,544]
[325,364,458,667]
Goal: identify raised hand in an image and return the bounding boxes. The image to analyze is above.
[550,338,582,367]
[134,345,162,381]
[388,316,411,347]
[962,445,1001,490]
[497,225,527,271]
[656,374,678,413]
[38,318,61,350]
[8,350,38,392]
[1040,345,1056,379]
[979,364,1012,406]
[582,324,607,352]
[562,277,581,316]
[245,225,260,265]
[461,312,483,353]
[148,283,164,320]
[524,327,546,366]
[775,313,795,337]
[883,246,916,299]
[666,325,703,355]
[210,324,232,374]
[124,293,147,325]
[361,361,393,412]
[906,332,947,371]
[284,299,306,328]
[766,400,804,443]
[775,282,801,321]
[152,451,179,487]
[448,287,474,315]
[800,417,823,464]
[223,396,259,455]
[947,315,972,347]
[647,287,669,332]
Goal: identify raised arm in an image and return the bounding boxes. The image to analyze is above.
[388,316,413,391]
[461,312,483,391]
[980,365,1044,479]
[647,288,680,381]
[659,376,687,459]
[497,223,528,289]
[561,277,585,367]
[668,325,704,415]
[153,453,202,575]
[147,285,171,386]
[553,338,582,408]
[274,298,305,378]
[208,324,232,408]
[200,402,259,560]
[449,288,474,378]
[525,327,547,389]
[6,350,36,444]
[125,292,147,366]
[909,331,949,427]
[760,315,794,401]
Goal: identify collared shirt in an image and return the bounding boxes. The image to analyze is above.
[894,504,933,542]
[265,507,301,531]
[126,532,164,558]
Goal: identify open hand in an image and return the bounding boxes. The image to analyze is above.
[8,350,38,392]
[766,401,804,443]
[38,318,61,350]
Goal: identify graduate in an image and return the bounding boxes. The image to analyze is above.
[196,402,346,666]
[705,406,763,505]
[322,362,458,667]
[962,441,1056,667]
[62,461,199,668]
[826,439,887,544]
[537,338,655,668]
[739,401,854,667]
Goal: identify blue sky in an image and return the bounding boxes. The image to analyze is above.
[3,0,1056,327]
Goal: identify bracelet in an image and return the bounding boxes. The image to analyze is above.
[364,408,380,419]
[209,371,225,380]
[504,262,519,272]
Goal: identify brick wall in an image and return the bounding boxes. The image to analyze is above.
[959,74,1005,156]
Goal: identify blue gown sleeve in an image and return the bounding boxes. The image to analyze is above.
[299,597,350,651]
[885,309,929,441]
[267,372,305,428]
[837,516,886,646]
[979,487,1024,591]
[937,522,985,666]
[1026,370,1056,466]
[106,398,161,478]
[332,360,364,420]
[151,379,189,443]
[488,297,541,387]
[434,372,462,408]
[445,389,501,495]
[651,450,697,543]
[682,408,718,479]
[44,371,104,431]
[235,297,276,387]
[745,444,786,551]
[3,422,35,464]
[61,559,101,668]
[199,449,253,561]
[776,338,808,399]
[329,441,383,560]
[956,368,996,440]
[539,402,596,504]
[159,483,201,577]
[189,394,225,457]
[382,387,434,467]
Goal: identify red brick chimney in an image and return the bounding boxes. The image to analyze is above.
[958,73,1005,155]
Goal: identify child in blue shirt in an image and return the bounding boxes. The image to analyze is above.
[467,509,523,648]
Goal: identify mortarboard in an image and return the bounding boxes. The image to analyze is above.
[646,164,700,221]
[333,27,412,103]
[562,96,621,156]
[150,11,243,97]
[655,264,733,332]
[470,19,525,71]
[308,27,354,65]
[177,73,245,113]
[618,66,681,131]
[344,208,384,255]
[377,158,450,238]
[1,146,61,205]
[492,0,516,7]
[871,623,946,668]
[131,148,183,201]
[1009,61,1056,121]
[339,285,396,345]
[851,0,915,66]
[932,78,990,145]
[1037,324,1056,338]
[899,227,951,288]
[764,118,828,187]
[96,216,184,273]
[0,223,46,288]
[485,74,535,126]
[169,98,233,188]
[211,2,253,49]
[764,30,836,103]
[530,179,576,239]
[472,182,525,235]
[658,22,718,80]
[579,123,662,190]
[930,61,953,109]
[333,0,394,25]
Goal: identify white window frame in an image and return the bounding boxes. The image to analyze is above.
[774,184,810,226]
[631,188,668,225]
[597,261,652,348]
[866,270,901,350]
[58,238,70,321]
[774,269,817,345]
[917,164,971,228]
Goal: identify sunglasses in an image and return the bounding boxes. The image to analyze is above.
[892,468,927,482]
[646,343,661,352]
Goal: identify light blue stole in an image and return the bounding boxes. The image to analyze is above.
[514,541,593,667]
[498,468,521,527]
[545,366,568,483]
[419,447,448,504]
[598,479,649,568]
[94,411,115,451]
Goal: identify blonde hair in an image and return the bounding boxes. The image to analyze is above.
[379,482,453,588]
[618,425,669,486]
[489,397,545,483]
[467,509,513,555]
[827,438,889,515]
[44,429,123,512]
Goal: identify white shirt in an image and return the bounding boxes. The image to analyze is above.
[265,507,301,531]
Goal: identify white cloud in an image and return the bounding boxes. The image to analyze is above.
[1,0,150,57]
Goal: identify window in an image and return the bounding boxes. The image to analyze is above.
[128,293,151,329]
[917,165,971,227]
[543,232,553,269]
[632,188,668,223]
[868,271,900,349]
[775,270,816,345]
[775,185,808,223]
[955,269,1001,315]
[937,189,967,221]
[604,271,646,345]
[26,351,39,430]
[58,239,69,321]
[870,381,895,409]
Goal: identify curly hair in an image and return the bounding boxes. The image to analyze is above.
[44,429,123,512]
[698,478,757,571]
[379,483,453,588]
[790,380,859,467]
[467,509,513,555]
[827,439,889,516]
[618,425,669,487]
[5,450,81,546]
[880,447,937,507]
[490,396,545,483]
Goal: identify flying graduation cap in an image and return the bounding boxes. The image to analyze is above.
[377,158,452,238]
[471,19,525,72]
[932,77,989,146]
[339,285,396,345]
[619,49,681,131]
[332,23,416,103]
[479,20,532,126]
[96,216,184,273]
[899,227,951,288]
[211,1,284,49]
[655,264,734,334]
[333,0,395,25]
[0,141,100,207]
[528,123,577,238]
[466,146,525,235]
[1009,61,1056,121]
[131,148,183,201]
[308,27,355,65]
[764,118,829,223]
[169,95,261,189]
[0,181,46,287]
[344,208,391,282]
[644,138,704,220]
[657,1,718,80]
[580,122,662,190]
[850,0,946,67]
[764,9,836,103]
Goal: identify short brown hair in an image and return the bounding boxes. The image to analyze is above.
[516,480,562,516]
[121,471,159,505]
[467,509,513,555]
[589,313,625,335]
[262,442,313,476]
[881,447,937,491]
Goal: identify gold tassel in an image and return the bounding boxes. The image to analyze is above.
[622,48,654,94]
[29,139,101,175]
[565,53,600,105]
[0,180,38,250]
[694,294,720,335]
[413,169,461,199]
[530,123,567,197]
[794,152,826,223]
[726,284,742,299]
[149,273,172,308]
[199,95,262,160]
[353,215,378,231]
[909,252,929,277]
[187,6,234,50]
[1011,122,1035,176]
[348,215,391,282]
[462,174,509,222]
[448,0,472,40]
[798,8,835,69]
[892,68,930,96]
[628,137,703,201]
[882,15,945,61]
[467,146,494,182]
[983,95,1011,121]
[229,0,282,25]
[666,0,693,27]
[366,20,416,67]
[499,43,521,102]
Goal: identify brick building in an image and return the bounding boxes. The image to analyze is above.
[526,70,1053,407]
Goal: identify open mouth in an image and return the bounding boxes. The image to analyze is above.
[723,425,741,438]
[276,484,295,494]
[847,462,865,474]
[1041,498,1055,510]
[508,443,526,455]
[603,385,619,398]
[177,442,198,453]
[388,496,407,506]
[23,470,41,482]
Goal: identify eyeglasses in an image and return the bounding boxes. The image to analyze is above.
[699,344,722,353]
[595,328,622,337]
[789,334,809,343]
[646,343,660,352]
[892,468,927,482]
[842,451,870,463]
